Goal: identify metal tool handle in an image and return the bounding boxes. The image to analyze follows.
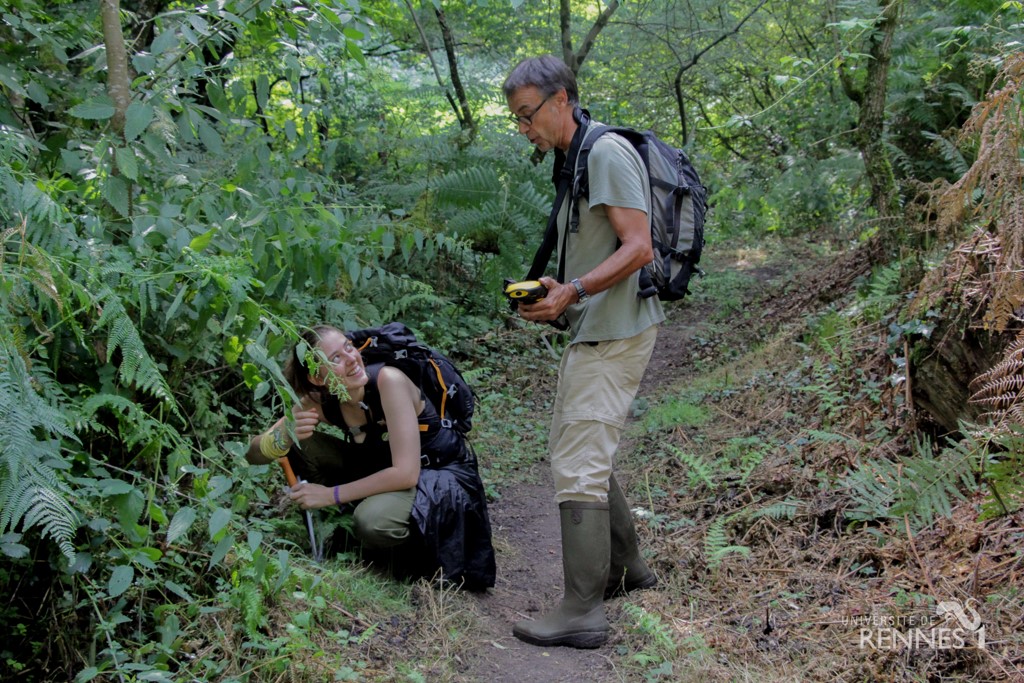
[278,456,322,562]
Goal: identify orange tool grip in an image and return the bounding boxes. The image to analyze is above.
[277,456,298,487]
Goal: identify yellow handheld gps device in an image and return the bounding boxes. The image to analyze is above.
[503,280,548,305]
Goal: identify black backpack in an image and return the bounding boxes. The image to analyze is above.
[346,322,474,434]
[527,111,708,302]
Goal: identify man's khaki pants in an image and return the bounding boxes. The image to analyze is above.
[549,325,658,503]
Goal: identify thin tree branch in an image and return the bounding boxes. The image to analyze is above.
[576,0,619,71]
[434,5,475,135]
[673,0,769,144]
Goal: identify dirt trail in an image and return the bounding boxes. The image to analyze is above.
[461,480,623,682]
[458,312,701,683]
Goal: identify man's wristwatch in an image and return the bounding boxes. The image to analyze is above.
[570,278,590,303]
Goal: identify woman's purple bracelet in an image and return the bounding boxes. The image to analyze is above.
[333,485,341,506]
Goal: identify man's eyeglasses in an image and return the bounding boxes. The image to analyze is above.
[508,94,553,127]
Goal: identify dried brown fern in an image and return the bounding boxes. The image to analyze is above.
[943,53,1024,332]
[970,327,1024,426]
[916,53,1024,427]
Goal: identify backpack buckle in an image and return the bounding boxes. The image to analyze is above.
[420,453,432,467]
[394,349,408,360]
[441,418,453,429]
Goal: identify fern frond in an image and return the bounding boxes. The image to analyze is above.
[704,517,750,569]
[74,393,164,449]
[973,391,1024,409]
[0,339,80,559]
[921,130,969,178]
[432,166,503,208]
[704,517,728,564]
[1,162,69,252]
[665,444,716,490]
[886,141,915,177]
[972,355,1024,394]
[970,329,1024,425]
[380,290,446,324]
[95,289,181,415]
[22,486,79,559]
[744,501,801,521]
[842,434,983,531]
[805,429,863,447]
[930,54,1024,328]
[240,581,264,632]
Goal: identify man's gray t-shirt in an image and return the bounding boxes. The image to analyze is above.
[555,127,666,343]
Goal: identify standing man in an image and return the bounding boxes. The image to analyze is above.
[503,55,663,648]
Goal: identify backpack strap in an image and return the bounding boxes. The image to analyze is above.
[559,122,611,283]
[525,107,593,282]
[565,124,659,299]
[524,155,569,282]
[426,357,455,428]
[353,327,463,431]
[353,364,432,437]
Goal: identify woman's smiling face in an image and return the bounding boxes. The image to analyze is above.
[311,330,368,396]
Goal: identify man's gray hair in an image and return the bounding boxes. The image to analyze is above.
[502,55,579,105]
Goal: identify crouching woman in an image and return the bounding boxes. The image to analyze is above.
[245,324,496,591]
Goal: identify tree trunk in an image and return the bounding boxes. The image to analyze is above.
[403,0,472,137]
[560,0,575,72]
[858,0,901,219]
[100,0,131,136]
[837,0,902,221]
[100,0,134,221]
[559,0,619,76]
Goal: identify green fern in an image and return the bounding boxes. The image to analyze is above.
[75,393,164,450]
[842,434,982,531]
[238,580,264,632]
[21,487,78,558]
[886,140,916,177]
[744,500,801,521]
[921,130,969,178]
[702,500,801,572]
[723,436,767,485]
[704,517,750,570]
[956,425,1024,520]
[431,166,503,208]
[821,317,855,369]
[858,260,904,321]
[665,444,716,490]
[95,288,181,416]
[380,290,448,323]
[0,338,80,559]
[805,429,863,447]
[2,164,68,253]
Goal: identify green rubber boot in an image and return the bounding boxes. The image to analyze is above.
[513,501,610,649]
[605,474,657,599]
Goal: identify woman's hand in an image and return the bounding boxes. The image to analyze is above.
[246,397,323,465]
[287,481,334,510]
[291,403,321,441]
